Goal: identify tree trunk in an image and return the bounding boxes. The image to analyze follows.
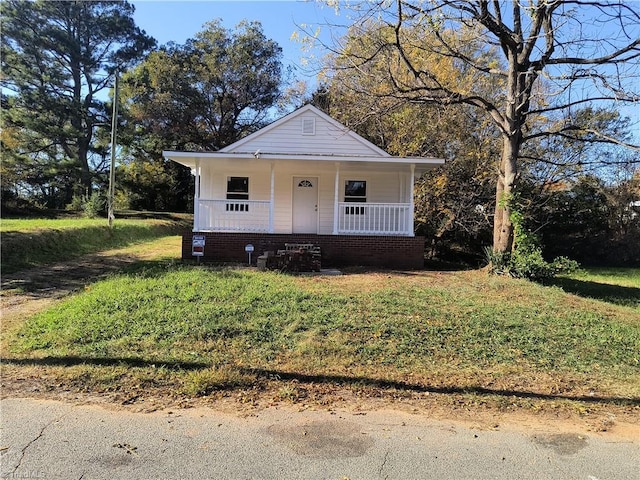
[79,144,92,196]
[493,43,522,254]
[68,2,93,197]
[493,134,518,253]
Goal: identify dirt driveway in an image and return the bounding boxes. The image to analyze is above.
[1,239,182,402]
[1,237,180,329]
[1,239,191,406]
[3,253,135,318]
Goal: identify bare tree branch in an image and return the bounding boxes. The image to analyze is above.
[320,0,640,253]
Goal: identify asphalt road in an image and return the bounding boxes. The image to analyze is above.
[1,397,638,480]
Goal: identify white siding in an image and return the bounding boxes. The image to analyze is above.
[225,110,384,157]
[200,161,271,201]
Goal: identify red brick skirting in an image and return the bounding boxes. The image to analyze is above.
[182,232,425,269]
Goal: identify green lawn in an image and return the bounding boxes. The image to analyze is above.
[550,268,640,308]
[1,218,113,232]
[1,216,190,273]
[568,267,640,288]
[3,218,638,410]
[7,264,639,404]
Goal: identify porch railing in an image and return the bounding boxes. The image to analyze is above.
[197,199,271,232]
[195,200,413,235]
[337,202,413,235]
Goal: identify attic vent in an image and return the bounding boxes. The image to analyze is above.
[302,118,316,135]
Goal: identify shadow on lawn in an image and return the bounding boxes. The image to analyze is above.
[2,356,209,370]
[4,356,639,407]
[250,368,640,407]
[544,277,640,308]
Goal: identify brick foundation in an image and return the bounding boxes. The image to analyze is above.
[182,232,425,269]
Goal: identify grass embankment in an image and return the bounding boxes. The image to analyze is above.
[1,214,190,274]
[5,264,639,411]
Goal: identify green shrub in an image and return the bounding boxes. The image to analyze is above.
[66,195,84,212]
[82,192,106,218]
[65,193,107,218]
[486,194,580,280]
[484,246,509,275]
[486,245,579,280]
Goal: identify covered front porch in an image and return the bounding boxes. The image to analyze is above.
[165,104,444,267]
[182,156,429,237]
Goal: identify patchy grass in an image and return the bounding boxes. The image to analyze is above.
[6,265,639,412]
[181,366,257,396]
[1,216,190,273]
[548,267,640,308]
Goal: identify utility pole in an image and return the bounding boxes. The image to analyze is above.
[108,69,119,229]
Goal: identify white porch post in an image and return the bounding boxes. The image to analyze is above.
[269,162,275,233]
[409,164,415,237]
[333,162,340,235]
[193,159,201,232]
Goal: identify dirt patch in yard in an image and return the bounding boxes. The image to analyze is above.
[2,252,144,331]
[2,363,638,442]
[1,236,180,330]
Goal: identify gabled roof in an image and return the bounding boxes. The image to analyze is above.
[219,104,391,157]
[163,104,444,172]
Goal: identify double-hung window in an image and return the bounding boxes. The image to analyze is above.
[226,176,249,211]
[344,180,366,215]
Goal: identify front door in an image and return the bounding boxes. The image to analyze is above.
[292,177,318,233]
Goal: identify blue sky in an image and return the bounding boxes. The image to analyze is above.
[131,0,344,86]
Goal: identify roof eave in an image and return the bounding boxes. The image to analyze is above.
[164,150,444,166]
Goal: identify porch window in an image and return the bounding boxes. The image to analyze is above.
[345,180,366,215]
[226,176,249,212]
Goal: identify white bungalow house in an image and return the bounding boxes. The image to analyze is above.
[164,104,444,268]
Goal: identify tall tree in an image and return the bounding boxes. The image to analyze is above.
[117,20,285,211]
[121,20,284,152]
[320,25,503,258]
[321,1,640,254]
[1,0,155,206]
